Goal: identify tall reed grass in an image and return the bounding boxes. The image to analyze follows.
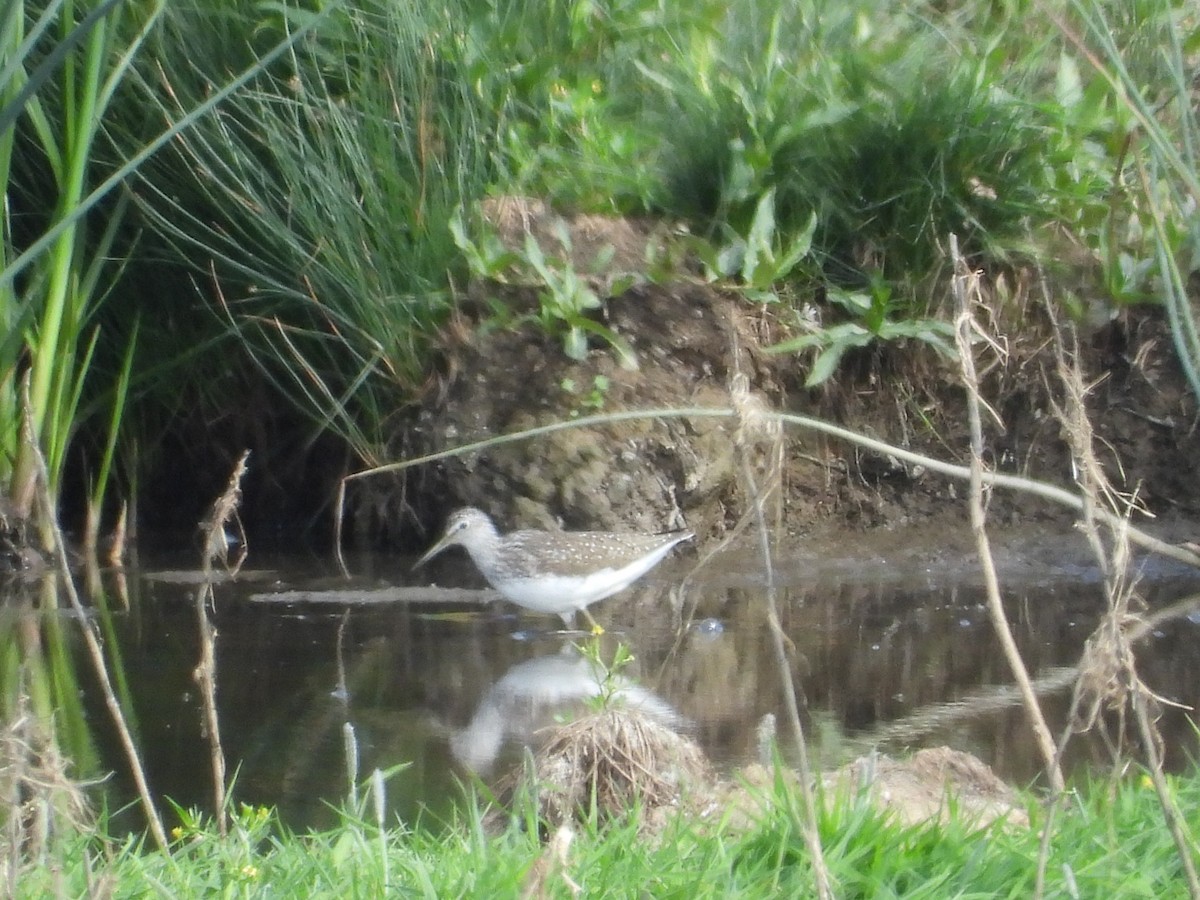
[0,0,156,541]
[133,1,494,458]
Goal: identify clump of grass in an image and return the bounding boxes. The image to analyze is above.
[511,707,713,829]
[645,0,1045,287]
[134,0,493,456]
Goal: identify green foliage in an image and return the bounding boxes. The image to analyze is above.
[1060,0,1200,398]
[451,206,639,369]
[461,0,684,212]
[522,227,638,369]
[132,0,494,456]
[448,206,518,283]
[767,278,958,388]
[643,0,1045,282]
[560,374,610,417]
[575,637,636,710]
[0,0,162,536]
[689,189,817,303]
[0,0,329,538]
[9,0,1199,522]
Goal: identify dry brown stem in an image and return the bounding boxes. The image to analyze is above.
[520,825,581,899]
[1039,289,1200,898]
[193,449,251,837]
[20,376,169,851]
[1,692,93,892]
[198,450,250,576]
[951,235,1065,796]
[729,372,833,900]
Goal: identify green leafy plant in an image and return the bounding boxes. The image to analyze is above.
[451,207,638,369]
[560,374,610,417]
[497,73,659,213]
[1058,0,1200,399]
[689,188,817,302]
[646,0,1046,303]
[449,207,519,283]
[577,638,637,711]
[766,277,957,387]
[522,227,638,370]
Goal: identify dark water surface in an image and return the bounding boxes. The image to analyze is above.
[68,526,1200,831]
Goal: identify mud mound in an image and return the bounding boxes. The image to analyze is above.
[823,746,1029,829]
[494,707,714,832]
[393,200,1200,547]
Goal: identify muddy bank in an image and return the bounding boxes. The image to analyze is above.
[377,208,1199,548]
[118,205,1198,553]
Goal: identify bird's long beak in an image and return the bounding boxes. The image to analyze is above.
[413,532,453,571]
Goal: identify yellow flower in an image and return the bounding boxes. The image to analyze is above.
[240,865,259,880]
[170,826,185,841]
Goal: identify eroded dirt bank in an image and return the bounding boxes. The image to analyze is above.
[381,254,1199,549]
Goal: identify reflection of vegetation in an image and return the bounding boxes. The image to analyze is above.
[0,585,98,765]
[1,582,100,857]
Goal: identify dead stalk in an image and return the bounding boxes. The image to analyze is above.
[1133,690,1200,896]
[730,372,833,900]
[950,235,1065,797]
[194,449,251,837]
[1040,289,1200,898]
[2,690,93,889]
[20,379,170,852]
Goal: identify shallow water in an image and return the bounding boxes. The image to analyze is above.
[49,525,1200,831]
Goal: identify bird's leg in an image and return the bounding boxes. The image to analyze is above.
[580,607,605,636]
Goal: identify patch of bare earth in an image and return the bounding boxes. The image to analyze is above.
[390,198,1200,547]
[485,704,1025,840]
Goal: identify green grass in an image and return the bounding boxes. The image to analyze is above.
[12,768,1198,898]
[0,0,156,539]
[116,0,1200,455]
[127,0,494,457]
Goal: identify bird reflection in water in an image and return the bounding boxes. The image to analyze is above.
[450,643,686,773]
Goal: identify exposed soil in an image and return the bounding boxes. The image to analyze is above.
[488,702,1025,845]
[377,199,1200,547]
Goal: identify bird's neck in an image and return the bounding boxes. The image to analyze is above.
[465,521,503,573]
